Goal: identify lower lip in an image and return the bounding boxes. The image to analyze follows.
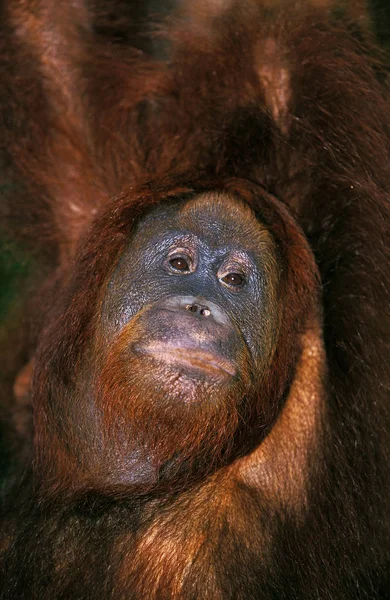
[136,344,237,378]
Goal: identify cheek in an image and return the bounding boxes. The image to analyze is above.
[100,272,157,339]
[101,268,196,340]
[234,287,280,374]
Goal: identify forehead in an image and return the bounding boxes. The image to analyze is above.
[178,192,269,246]
[135,192,272,253]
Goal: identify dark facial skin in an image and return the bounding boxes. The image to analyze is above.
[101,192,281,399]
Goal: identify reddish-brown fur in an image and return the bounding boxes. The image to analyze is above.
[0,1,389,599]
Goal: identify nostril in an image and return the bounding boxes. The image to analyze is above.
[185,303,211,317]
[186,304,198,313]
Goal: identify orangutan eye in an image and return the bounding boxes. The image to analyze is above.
[220,272,246,289]
[169,256,190,272]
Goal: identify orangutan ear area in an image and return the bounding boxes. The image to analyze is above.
[0,1,388,599]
